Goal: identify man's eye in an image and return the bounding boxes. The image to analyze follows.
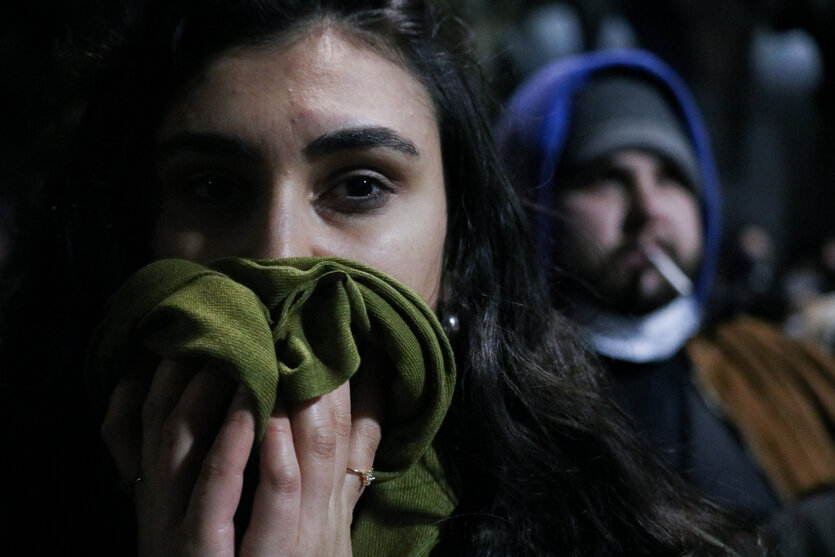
[567,167,625,193]
[583,176,624,194]
[657,171,689,192]
[658,175,684,189]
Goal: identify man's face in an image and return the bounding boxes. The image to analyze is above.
[554,149,703,315]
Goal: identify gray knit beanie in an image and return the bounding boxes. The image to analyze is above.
[561,72,700,191]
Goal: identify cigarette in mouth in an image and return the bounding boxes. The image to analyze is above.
[644,246,693,297]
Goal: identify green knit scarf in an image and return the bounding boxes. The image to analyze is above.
[85,257,457,556]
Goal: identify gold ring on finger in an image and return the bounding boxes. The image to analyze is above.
[346,467,375,487]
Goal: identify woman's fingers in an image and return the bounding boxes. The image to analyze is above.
[239,402,302,555]
[243,365,384,557]
[186,385,258,553]
[101,369,152,486]
[292,383,352,547]
[243,384,357,557]
[148,365,237,516]
[140,358,198,472]
[345,356,384,500]
[133,360,241,557]
[111,353,384,557]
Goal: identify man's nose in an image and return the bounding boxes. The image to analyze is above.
[624,177,664,232]
[632,181,664,215]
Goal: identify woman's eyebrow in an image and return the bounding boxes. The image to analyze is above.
[304,126,419,159]
[154,133,260,161]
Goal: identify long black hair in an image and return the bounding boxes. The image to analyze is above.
[2,1,755,554]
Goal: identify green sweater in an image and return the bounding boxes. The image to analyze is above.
[86,257,457,555]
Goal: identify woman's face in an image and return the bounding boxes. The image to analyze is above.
[151,28,448,308]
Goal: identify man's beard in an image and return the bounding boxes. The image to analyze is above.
[564,246,688,316]
[595,266,680,315]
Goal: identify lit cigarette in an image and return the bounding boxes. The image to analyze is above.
[644,246,693,296]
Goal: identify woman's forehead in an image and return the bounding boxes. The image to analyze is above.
[157,29,437,145]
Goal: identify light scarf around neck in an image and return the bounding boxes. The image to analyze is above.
[574,295,702,363]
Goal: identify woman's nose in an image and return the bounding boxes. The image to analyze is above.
[252,192,316,260]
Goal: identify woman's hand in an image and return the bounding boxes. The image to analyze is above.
[101,358,383,557]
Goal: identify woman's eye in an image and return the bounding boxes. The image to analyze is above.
[183,173,248,204]
[342,176,377,197]
[320,173,393,213]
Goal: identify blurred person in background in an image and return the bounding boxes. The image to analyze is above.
[783,236,835,354]
[712,224,783,323]
[497,48,835,556]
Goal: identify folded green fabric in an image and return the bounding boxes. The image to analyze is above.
[85,256,458,555]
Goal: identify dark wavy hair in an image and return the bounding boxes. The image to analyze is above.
[2,1,756,554]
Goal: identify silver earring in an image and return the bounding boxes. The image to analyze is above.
[443,314,460,336]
